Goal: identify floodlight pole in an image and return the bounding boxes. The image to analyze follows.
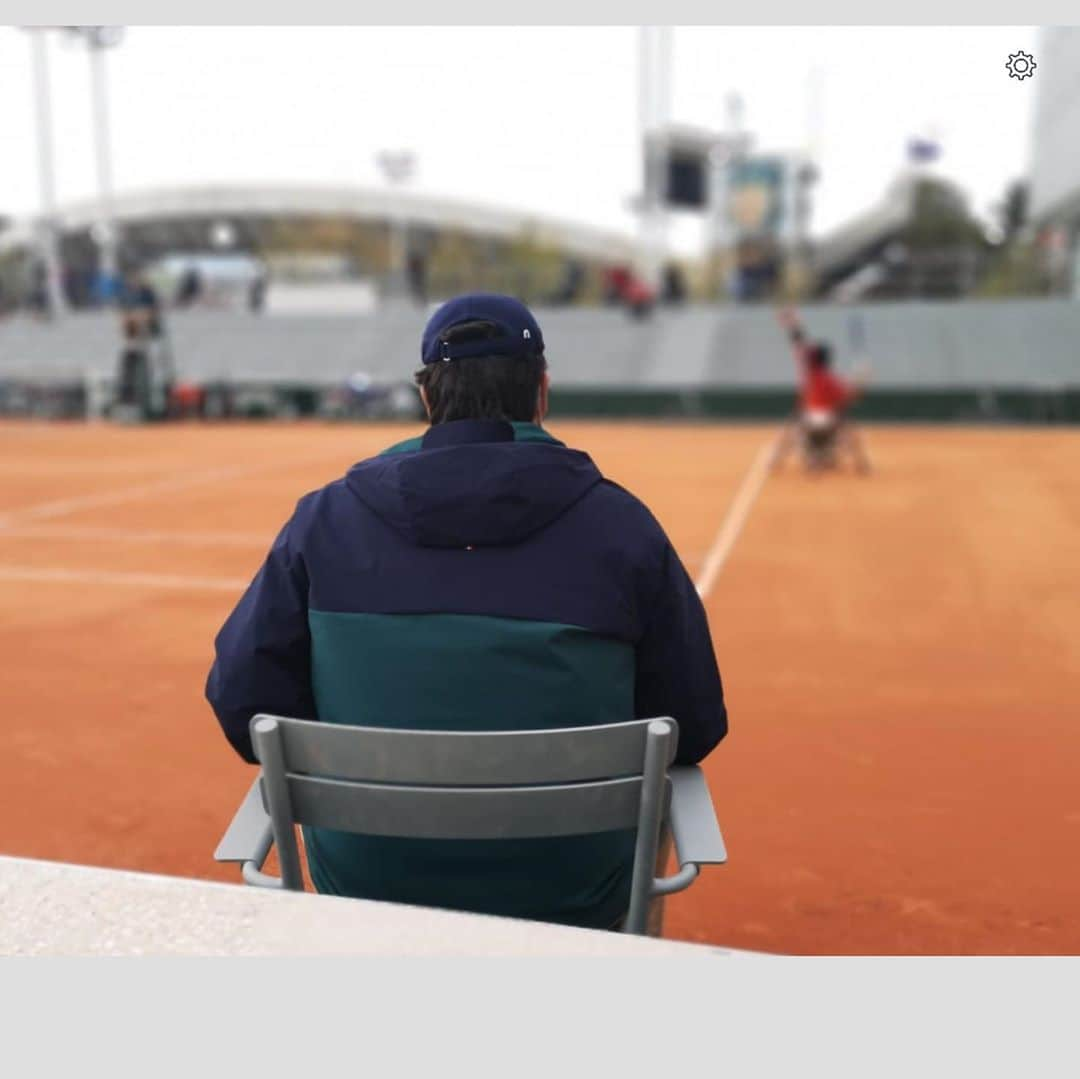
[706,93,748,301]
[705,139,730,298]
[376,151,416,299]
[798,64,824,249]
[90,40,115,277]
[68,26,124,283]
[637,26,672,292]
[25,27,66,317]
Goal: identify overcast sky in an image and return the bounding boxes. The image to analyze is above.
[0,25,1040,251]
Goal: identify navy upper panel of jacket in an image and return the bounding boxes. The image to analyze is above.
[206,418,727,929]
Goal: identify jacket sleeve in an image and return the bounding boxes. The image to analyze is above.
[633,542,728,765]
[205,511,315,763]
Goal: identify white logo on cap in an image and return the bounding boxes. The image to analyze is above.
[523,329,531,339]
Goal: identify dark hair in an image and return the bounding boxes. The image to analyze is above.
[414,320,547,425]
[809,342,832,369]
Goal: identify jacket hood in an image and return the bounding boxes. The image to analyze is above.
[345,423,603,548]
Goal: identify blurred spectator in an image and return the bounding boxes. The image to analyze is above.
[406,251,428,304]
[62,267,77,307]
[248,270,267,313]
[90,265,122,306]
[548,259,585,305]
[176,265,204,307]
[28,261,50,317]
[120,266,164,340]
[60,266,95,309]
[169,381,207,419]
[661,263,687,304]
[603,265,633,305]
[603,264,656,318]
[625,276,656,319]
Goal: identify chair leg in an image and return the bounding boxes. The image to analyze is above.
[609,826,672,935]
[645,827,673,937]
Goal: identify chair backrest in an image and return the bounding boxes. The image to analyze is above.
[251,713,679,933]
[252,715,676,840]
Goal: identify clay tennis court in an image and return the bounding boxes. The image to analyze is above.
[1,418,1077,954]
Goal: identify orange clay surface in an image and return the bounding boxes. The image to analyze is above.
[1,418,1078,954]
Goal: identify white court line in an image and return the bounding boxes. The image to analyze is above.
[0,439,776,598]
[0,461,189,476]
[0,565,249,592]
[0,524,269,547]
[0,463,266,527]
[0,450,343,529]
[693,435,779,600]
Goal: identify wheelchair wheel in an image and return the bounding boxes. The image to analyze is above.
[801,423,839,470]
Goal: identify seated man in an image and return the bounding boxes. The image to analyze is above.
[206,293,728,931]
[773,306,872,473]
[115,266,174,419]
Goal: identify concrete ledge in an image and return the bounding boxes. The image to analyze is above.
[0,855,732,957]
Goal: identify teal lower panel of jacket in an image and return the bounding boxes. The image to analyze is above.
[304,610,639,929]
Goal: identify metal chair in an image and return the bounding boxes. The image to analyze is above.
[214,714,727,936]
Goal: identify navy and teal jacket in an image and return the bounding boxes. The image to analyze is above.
[206,418,727,929]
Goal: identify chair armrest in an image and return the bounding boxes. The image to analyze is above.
[669,765,728,866]
[213,776,282,889]
[651,765,727,897]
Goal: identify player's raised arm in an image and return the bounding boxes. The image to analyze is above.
[776,306,812,370]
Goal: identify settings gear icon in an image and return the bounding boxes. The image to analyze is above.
[1006,51,1036,80]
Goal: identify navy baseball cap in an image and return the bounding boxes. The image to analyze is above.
[421,293,545,365]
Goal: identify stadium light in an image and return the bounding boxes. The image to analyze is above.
[18,26,67,318]
[210,221,237,249]
[376,150,416,186]
[64,25,125,286]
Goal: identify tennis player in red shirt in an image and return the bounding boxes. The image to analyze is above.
[771,307,872,474]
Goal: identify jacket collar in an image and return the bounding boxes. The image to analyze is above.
[420,419,561,450]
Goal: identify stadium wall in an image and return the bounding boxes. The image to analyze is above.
[2,299,1078,422]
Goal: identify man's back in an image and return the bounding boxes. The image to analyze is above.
[207,294,726,930]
